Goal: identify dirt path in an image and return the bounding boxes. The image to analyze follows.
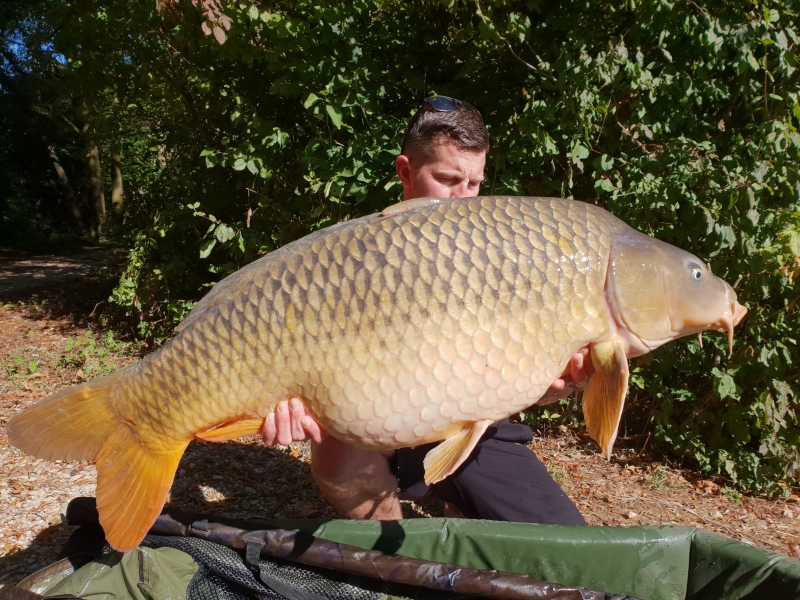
[0,248,119,300]
[0,250,798,585]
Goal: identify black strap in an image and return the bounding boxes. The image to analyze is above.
[245,540,263,568]
[257,567,332,600]
[191,519,210,532]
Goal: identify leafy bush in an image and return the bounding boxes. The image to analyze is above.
[4,0,798,493]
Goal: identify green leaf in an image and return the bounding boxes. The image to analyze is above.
[199,239,216,259]
[570,142,590,159]
[215,224,235,243]
[326,104,343,129]
[717,373,738,400]
[594,154,614,172]
[783,228,800,256]
[304,93,320,108]
[595,178,617,193]
[28,361,37,374]
[248,4,259,20]
[233,158,247,171]
[246,159,257,174]
[746,50,760,71]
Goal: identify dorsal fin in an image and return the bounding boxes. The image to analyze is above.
[381,197,443,218]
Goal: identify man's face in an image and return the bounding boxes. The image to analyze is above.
[396,141,486,201]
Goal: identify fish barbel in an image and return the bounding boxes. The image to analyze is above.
[8,196,747,550]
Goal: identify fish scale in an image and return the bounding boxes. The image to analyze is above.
[9,195,746,551]
[115,196,612,449]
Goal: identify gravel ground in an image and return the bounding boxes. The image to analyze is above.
[1,259,799,585]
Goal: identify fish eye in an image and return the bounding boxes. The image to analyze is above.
[689,262,703,280]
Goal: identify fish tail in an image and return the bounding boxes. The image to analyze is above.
[96,425,188,551]
[7,368,188,551]
[7,369,129,462]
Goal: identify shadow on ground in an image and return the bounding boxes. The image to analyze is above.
[0,246,130,337]
[0,438,438,585]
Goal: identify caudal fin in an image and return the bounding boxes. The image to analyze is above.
[7,370,128,461]
[7,368,188,552]
[96,426,188,551]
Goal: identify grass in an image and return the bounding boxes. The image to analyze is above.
[645,467,670,489]
[58,330,133,378]
[548,466,570,485]
[722,486,743,504]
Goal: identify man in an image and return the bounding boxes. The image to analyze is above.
[262,96,590,525]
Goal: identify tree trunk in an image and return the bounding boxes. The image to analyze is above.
[111,143,124,215]
[86,143,106,239]
[48,145,88,236]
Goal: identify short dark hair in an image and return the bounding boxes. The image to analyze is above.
[401,100,490,158]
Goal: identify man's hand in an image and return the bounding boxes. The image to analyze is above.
[539,348,595,405]
[261,398,327,447]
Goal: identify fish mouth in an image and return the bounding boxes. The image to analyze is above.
[715,301,747,356]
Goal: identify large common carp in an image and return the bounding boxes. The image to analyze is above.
[9,196,746,551]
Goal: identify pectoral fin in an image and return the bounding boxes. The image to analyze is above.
[195,418,264,442]
[582,339,629,459]
[423,419,492,485]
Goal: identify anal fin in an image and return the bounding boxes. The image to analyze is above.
[582,339,629,459]
[195,418,263,442]
[423,419,492,485]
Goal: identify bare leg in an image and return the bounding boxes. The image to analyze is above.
[310,437,403,520]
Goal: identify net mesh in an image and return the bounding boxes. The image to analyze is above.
[142,535,467,600]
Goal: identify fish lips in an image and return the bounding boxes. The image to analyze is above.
[676,299,747,355]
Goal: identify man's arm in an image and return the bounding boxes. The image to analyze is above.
[261,351,594,447]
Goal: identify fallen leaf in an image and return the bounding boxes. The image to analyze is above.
[695,480,720,495]
[289,449,300,459]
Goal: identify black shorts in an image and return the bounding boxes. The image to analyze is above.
[388,419,586,526]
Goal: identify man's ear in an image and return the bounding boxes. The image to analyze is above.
[395,154,413,187]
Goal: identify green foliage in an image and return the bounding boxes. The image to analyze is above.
[7,355,38,377]
[3,0,799,493]
[722,486,744,503]
[547,465,570,485]
[645,467,670,490]
[59,330,130,377]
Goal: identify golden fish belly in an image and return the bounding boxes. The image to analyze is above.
[119,196,617,449]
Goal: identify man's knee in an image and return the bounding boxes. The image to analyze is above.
[310,437,402,520]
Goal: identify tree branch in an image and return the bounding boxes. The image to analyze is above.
[474,1,556,82]
[61,115,84,135]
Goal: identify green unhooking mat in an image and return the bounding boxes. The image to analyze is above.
[8,499,800,600]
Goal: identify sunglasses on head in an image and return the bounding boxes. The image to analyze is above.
[421,95,479,115]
